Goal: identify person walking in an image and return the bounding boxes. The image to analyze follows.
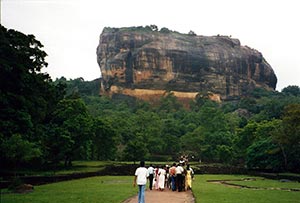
[176,163,184,192]
[134,161,149,203]
[158,165,166,191]
[185,164,193,190]
[169,163,177,191]
[148,164,154,190]
[154,166,159,190]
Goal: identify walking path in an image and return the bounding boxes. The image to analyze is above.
[123,189,195,203]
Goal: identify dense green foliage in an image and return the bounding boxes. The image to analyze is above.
[1,25,300,174]
[55,77,300,172]
[0,25,65,172]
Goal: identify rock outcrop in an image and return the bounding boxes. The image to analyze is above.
[96,26,277,102]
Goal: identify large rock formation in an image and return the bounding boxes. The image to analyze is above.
[96,26,277,102]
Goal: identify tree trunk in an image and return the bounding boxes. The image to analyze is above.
[280,145,288,170]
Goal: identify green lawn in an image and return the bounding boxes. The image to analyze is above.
[193,174,300,203]
[52,161,111,175]
[0,161,112,177]
[1,176,137,203]
[228,178,300,190]
[2,174,300,203]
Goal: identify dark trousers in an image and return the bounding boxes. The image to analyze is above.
[171,176,176,191]
[149,174,154,190]
[176,174,183,192]
[182,175,186,191]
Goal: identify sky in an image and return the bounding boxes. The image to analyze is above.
[1,0,300,91]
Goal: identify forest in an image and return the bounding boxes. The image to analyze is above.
[1,25,300,174]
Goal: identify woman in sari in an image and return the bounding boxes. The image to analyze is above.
[185,164,193,190]
[158,165,166,191]
[154,166,159,190]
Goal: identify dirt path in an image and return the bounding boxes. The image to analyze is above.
[123,189,195,203]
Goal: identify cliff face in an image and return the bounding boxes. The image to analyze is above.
[96,26,277,101]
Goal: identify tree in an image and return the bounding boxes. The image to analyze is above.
[0,25,64,169]
[150,24,158,31]
[246,137,283,171]
[188,30,196,36]
[92,118,116,160]
[123,134,149,164]
[180,128,206,161]
[191,92,218,110]
[282,85,300,96]
[157,92,183,114]
[42,124,73,169]
[0,25,49,137]
[198,103,228,132]
[217,145,234,164]
[160,27,171,34]
[133,110,164,156]
[50,98,92,166]
[238,97,258,113]
[282,104,300,144]
[245,120,284,171]
[1,134,41,176]
[236,121,258,160]
[161,118,182,154]
[274,104,300,171]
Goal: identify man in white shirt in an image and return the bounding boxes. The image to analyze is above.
[147,164,154,190]
[134,161,149,203]
[176,163,184,192]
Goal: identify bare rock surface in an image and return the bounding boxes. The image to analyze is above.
[97,26,277,101]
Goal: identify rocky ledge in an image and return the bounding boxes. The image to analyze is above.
[96,26,277,102]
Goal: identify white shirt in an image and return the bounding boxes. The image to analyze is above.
[135,167,149,185]
[175,166,184,174]
[148,166,154,175]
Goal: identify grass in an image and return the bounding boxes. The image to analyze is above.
[1,176,137,203]
[2,174,300,203]
[1,161,125,176]
[192,174,300,203]
[52,161,111,175]
[228,178,300,190]
[279,172,300,177]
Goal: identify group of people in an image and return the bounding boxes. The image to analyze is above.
[147,162,194,192]
[134,158,194,203]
